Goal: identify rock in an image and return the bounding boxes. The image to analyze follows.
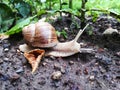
[51,71,62,80]
[60,67,66,74]
[3,58,9,61]
[99,66,106,73]
[101,56,112,65]
[38,77,46,85]
[38,80,46,85]
[103,74,111,81]
[116,51,120,57]
[4,48,9,52]
[89,75,95,81]
[69,61,74,65]
[103,27,118,35]
[96,55,112,65]
[83,68,89,75]
[16,67,24,73]
[0,74,10,81]
[10,73,20,80]
[3,43,10,48]
[51,81,61,87]
[92,68,98,76]
[42,62,47,66]
[76,69,81,75]
[54,63,61,70]
[0,59,3,64]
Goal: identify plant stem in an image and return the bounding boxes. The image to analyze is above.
[68,0,72,18]
[80,0,87,29]
[59,0,62,17]
[49,0,52,10]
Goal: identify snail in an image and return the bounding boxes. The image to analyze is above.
[19,21,93,57]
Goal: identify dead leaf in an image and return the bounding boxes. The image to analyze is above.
[24,49,45,73]
[0,33,9,40]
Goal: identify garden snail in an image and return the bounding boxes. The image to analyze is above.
[19,21,92,57]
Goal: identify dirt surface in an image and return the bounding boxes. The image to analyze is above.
[0,16,120,90]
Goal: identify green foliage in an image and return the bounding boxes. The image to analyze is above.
[1,0,120,36]
[14,1,31,17]
[56,30,68,39]
[0,3,15,33]
[5,15,37,35]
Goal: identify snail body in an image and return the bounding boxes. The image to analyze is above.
[20,21,91,57]
[46,40,80,57]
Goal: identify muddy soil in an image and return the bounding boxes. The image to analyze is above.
[0,16,120,90]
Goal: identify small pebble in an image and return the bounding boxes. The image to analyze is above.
[76,69,81,75]
[69,61,74,65]
[99,66,106,73]
[3,43,10,48]
[10,73,20,80]
[116,52,120,57]
[3,58,9,61]
[54,63,61,70]
[60,67,66,74]
[103,28,118,35]
[39,80,46,85]
[0,59,3,64]
[51,71,62,80]
[42,62,47,66]
[96,55,112,65]
[16,67,24,73]
[92,68,98,76]
[83,68,88,75]
[4,48,9,52]
[0,74,10,81]
[89,75,95,81]
[95,62,99,66]
[64,27,68,30]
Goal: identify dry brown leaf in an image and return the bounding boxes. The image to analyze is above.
[24,49,45,73]
[0,33,9,40]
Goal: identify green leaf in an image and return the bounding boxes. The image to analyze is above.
[56,30,67,39]
[15,1,31,17]
[0,3,14,20]
[56,31,61,37]
[5,15,37,35]
[0,3,15,33]
[37,10,47,16]
[61,30,67,39]
[0,18,14,33]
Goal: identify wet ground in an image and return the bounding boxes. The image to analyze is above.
[0,16,120,90]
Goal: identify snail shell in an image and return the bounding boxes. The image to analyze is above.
[22,22,58,48]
